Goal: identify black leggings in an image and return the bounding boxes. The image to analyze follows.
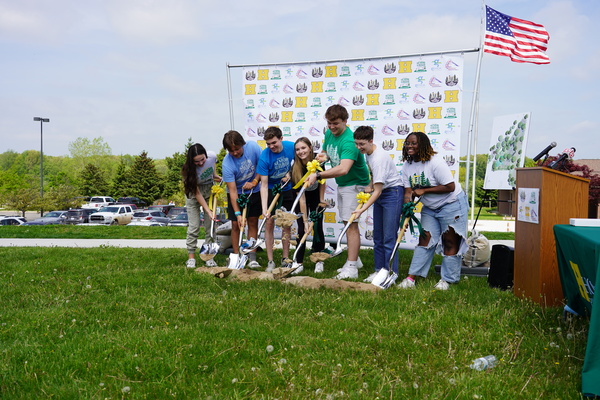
[295,188,325,263]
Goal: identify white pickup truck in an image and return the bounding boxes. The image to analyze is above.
[89,205,134,225]
[82,196,115,209]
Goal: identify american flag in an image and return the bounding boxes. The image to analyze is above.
[483,5,550,65]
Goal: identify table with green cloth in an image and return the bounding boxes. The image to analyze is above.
[554,224,600,397]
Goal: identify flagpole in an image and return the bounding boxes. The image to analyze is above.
[466,2,485,225]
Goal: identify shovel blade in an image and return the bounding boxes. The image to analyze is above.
[208,242,220,255]
[371,269,390,288]
[328,246,345,258]
[235,254,248,269]
[227,254,240,269]
[380,272,399,289]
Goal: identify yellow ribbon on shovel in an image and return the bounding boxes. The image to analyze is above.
[208,184,226,208]
[356,191,371,205]
[293,160,325,189]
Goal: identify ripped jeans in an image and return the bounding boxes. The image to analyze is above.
[407,191,469,283]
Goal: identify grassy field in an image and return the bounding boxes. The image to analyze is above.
[0,241,589,399]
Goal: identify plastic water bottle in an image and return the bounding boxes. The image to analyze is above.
[470,355,498,371]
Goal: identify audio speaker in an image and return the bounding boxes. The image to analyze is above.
[487,244,514,290]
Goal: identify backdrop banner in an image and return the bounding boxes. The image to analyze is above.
[241,54,464,248]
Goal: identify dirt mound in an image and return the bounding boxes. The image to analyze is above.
[195,267,380,292]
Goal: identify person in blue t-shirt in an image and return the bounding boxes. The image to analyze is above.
[256,126,295,272]
[222,130,263,268]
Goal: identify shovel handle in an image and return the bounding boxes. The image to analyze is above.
[266,192,281,217]
[292,221,314,262]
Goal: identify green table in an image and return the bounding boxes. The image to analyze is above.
[554,224,600,396]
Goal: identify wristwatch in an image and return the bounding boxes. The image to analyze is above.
[316,171,321,180]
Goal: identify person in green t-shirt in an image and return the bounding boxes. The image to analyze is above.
[305,105,370,279]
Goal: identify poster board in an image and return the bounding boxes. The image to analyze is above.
[483,112,531,190]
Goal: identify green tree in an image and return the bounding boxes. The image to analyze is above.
[111,158,131,198]
[79,163,110,197]
[68,137,112,168]
[42,184,81,211]
[125,151,163,206]
[3,187,40,217]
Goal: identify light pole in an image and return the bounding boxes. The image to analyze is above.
[33,117,49,216]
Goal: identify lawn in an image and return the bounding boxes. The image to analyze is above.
[0,244,589,399]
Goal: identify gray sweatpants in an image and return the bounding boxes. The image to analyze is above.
[186,182,213,254]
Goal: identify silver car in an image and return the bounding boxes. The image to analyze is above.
[22,211,68,225]
[128,210,170,226]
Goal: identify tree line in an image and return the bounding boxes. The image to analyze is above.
[1,136,597,217]
[0,137,226,216]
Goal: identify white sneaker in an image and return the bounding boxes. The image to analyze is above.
[186,259,196,269]
[266,260,276,273]
[434,279,450,291]
[335,267,358,280]
[314,262,324,273]
[205,259,217,267]
[356,257,363,269]
[337,260,361,273]
[363,272,378,283]
[291,264,304,275]
[397,277,415,289]
[248,260,260,269]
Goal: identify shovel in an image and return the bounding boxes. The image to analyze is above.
[372,198,421,289]
[288,180,309,217]
[328,202,364,258]
[227,205,248,269]
[199,194,220,259]
[242,179,290,253]
[371,217,410,289]
[290,219,314,272]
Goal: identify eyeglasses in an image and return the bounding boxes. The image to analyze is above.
[404,142,418,147]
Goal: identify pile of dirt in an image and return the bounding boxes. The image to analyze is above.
[195,267,380,292]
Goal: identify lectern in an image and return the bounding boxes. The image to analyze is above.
[514,167,589,306]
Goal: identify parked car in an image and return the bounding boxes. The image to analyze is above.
[22,211,68,225]
[167,207,186,219]
[82,196,115,209]
[89,205,134,225]
[64,208,98,225]
[115,197,147,208]
[0,216,27,225]
[167,212,188,227]
[148,205,174,215]
[128,210,170,226]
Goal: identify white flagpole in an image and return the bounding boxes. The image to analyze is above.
[466,2,485,225]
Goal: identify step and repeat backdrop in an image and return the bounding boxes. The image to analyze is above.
[239,54,464,248]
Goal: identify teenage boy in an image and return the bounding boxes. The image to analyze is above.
[256,126,296,272]
[352,126,404,282]
[222,130,263,268]
[305,105,370,279]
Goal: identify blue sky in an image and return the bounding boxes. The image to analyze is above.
[1,0,598,161]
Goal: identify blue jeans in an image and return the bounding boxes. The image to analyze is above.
[408,191,469,283]
[373,186,404,274]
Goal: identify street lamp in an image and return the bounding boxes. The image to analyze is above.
[33,117,49,216]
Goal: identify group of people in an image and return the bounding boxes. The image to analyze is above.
[181,104,469,290]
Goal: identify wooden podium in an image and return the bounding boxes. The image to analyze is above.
[514,167,589,307]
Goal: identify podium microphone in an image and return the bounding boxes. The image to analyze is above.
[549,147,576,170]
[532,142,557,162]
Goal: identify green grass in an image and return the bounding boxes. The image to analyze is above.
[0,225,516,242]
[0,225,187,239]
[0,246,588,399]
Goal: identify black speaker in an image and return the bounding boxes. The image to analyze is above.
[488,244,514,290]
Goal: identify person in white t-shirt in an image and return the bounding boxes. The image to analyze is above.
[182,143,221,269]
[352,126,404,283]
[397,132,468,291]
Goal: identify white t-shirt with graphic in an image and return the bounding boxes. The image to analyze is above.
[196,151,217,186]
[402,154,462,209]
